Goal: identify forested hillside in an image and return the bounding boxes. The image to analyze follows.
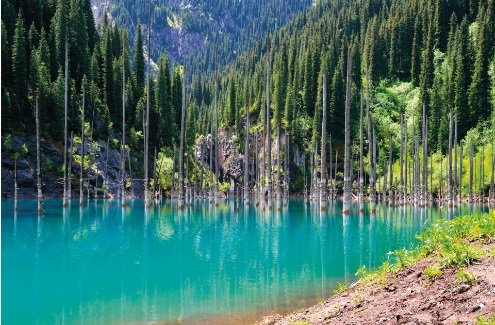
[91,0,313,70]
[1,0,495,198]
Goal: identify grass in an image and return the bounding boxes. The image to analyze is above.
[356,210,495,284]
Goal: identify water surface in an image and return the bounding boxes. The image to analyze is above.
[1,199,489,324]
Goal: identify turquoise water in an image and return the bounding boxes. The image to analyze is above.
[1,199,489,324]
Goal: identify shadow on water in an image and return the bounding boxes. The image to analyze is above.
[1,198,492,324]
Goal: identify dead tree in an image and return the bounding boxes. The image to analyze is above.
[80,87,85,206]
[366,64,376,211]
[359,90,364,204]
[122,46,127,206]
[36,97,42,213]
[389,134,394,205]
[178,68,186,209]
[266,40,273,209]
[144,0,152,209]
[104,138,109,198]
[63,38,69,207]
[447,109,453,205]
[244,103,250,204]
[343,48,352,214]
[172,145,176,198]
[399,114,404,205]
[276,126,282,210]
[68,132,73,199]
[459,143,463,201]
[453,112,458,204]
[214,73,219,206]
[320,72,328,211]
[425,118,429,203]
[469,141,473,203]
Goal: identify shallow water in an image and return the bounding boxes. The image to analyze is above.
[1,198,490,324]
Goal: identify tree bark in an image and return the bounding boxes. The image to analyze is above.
[320,72,327,211]
[63,37,69,207]
[399,113,404,204]
[178,68,186,209]
[214,73,219,206]
[366,64,376,211]
[469,141,474,203]
[36,97,42,213]
[68,132,73,200]
[447,109,453,205]
[389,134,394,205]
[266,41,272,210]
[276,125,281,210]
[104,137,109,199]
[359,89,364,205]
[343,48,352,214]
[80,87,85,206]
[422,103,427,206]
[244,103,250,204]
[144,0,152,209]
[122,46,126,206]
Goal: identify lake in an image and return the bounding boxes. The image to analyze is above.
[1,198,490,324]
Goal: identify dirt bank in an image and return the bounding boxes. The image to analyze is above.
[258,243,495,325]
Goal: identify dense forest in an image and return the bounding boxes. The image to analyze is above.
[1,0,495,203]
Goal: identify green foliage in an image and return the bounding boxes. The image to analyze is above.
[454,268,479,286]
[424,265,443,282]
[333,282,346,295]
[476,315,495,325]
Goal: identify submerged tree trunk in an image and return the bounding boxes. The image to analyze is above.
[359,90,364,205]
[459,143,463,201]
[144,1,152,209]
[266,43,273,210]
[214,73,219,206]
[172,145,176,199]
[276,126,281,210]
[399,114,404,205]
[329,134,333,200]
[255,129,260,205]
[104,137,109,198]
[425,119,429,203]
[80,87,85,206]
[36,97,42,213]
[63,38,69,207]
[122,48,126,207]
[284,134,289,206]
[453,112,458,204]
[469,141,473,203]
[447,109,453,205]
[320,72,327,211]
[178,68,186,209]
[14,158,18,211]
[68,132,73,200]
[389,134,394,206]
[209,116,213,203]
[366,64,376,211]
[153,147,157,200]
[343,48,352,214]
[244,103,250,204]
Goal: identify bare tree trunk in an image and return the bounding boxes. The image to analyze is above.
[425,119,429,203]
[359,90,364,205]
[153,147,157,201]
[104,137,109,199]
[63,38,69,207]
[469,142,474,203]
[36,97,42,213]
[284,134,289,206]
[80,87,85,206]
[276,126,282,210]
[122,47,126,207]
[453,112,458,204]
[266,43,273,210]
[320,72,327,211]
[329,134,333,201]
[214,75,219,206]
[399,114,404,205]
[127,150,133,198]
[244,103,250,204]
[459,143,463,201]
[389,134,394,206]
[334,150,338,200]
[430,154,433,202]
[343,48,352,214]
[404,121,408,202]
[14,158,18,210]
[178,68,186,209]
[200,147,204,198]
[447,109,453,205]
[68,132,73,200]
[366,65,376,211]
[303,152,307,202]
[144,0,152,209]
[172,145,176,198]
[480,145,484,201]
[439,148,443,201]
[255,130,259,205]
[209,117,213,203]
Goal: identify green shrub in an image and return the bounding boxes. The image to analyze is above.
[424,265,443,282]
